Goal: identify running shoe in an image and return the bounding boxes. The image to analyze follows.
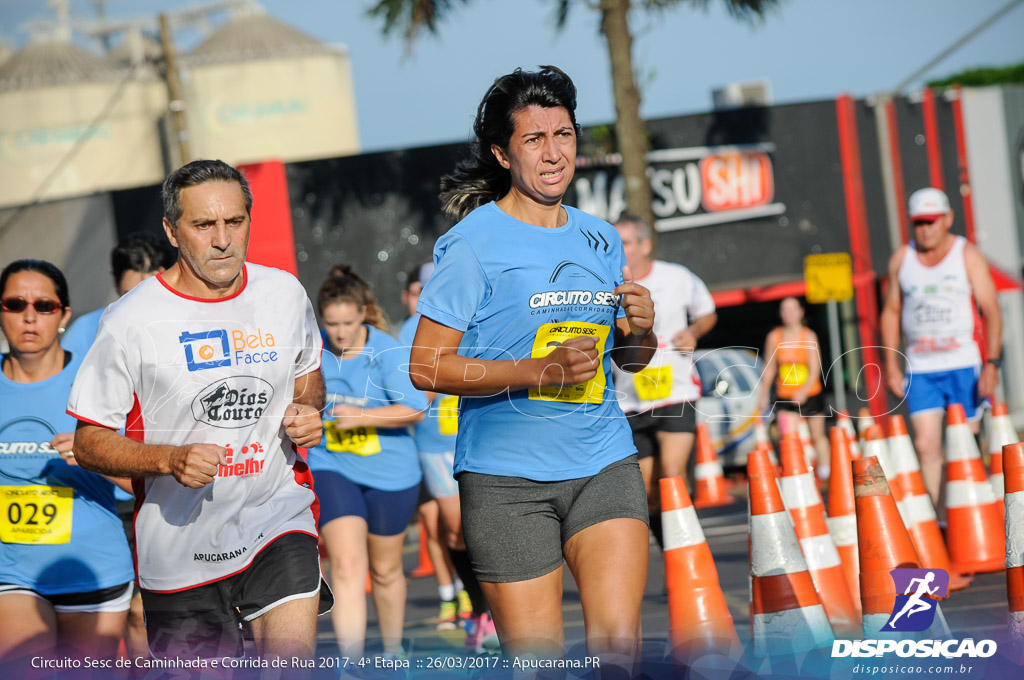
[465,612,499,654]
[456,589,472,620]
[436,598,458,630]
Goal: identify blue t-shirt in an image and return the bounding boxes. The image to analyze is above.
[60,307,134,503]
[60,307,104,359]
[417,202,637,481]
[0,353,134,594]
[398,314,459,455]
[307,326,426,491]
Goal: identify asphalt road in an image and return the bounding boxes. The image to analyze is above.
[304,493,1017,679]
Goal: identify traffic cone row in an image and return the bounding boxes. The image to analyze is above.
[945,404,1004,574]
[861,426,913,531]
[886,415,972,591]
[1004,442,1024,652]
[779,434,860,637]
[748,447,835,656]
[854,455,951,640]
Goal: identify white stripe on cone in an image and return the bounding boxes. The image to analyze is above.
[887,437,921,474]
[780,474,819,509]
[798,533,842,571]
[946,426,982,463]
[992,473,1005,500]
[1008,492,1024,569]
[751,513,807,576]
[946,480,998,508]
[695,461,723,481]
[827,514,858,548]
[903,494,938,523]
[662,506,706,552]
[753,607,834,657]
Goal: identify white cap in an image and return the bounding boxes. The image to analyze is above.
[908,188,950,220]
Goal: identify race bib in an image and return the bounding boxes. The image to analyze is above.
[437,395,459,436]
[634,364,673,401]
[325,424,382,456]
[0,485,73,545]
[528,321,610,404]
[778,362,809,386]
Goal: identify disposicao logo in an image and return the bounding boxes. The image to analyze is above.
[884,568,948,632]
[831,568,997,659]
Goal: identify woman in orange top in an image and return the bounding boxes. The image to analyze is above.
[759,297,830,477]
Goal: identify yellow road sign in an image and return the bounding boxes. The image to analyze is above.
[804,253,853,303]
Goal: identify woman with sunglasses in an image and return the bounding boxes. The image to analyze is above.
[0,260,133,665]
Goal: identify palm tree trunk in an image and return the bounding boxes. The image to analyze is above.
[600,0,655,249]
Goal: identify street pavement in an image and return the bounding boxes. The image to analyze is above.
[305,491,1015,679]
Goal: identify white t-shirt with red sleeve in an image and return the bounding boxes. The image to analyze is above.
[613,260,716,412]
[67,264,323,592]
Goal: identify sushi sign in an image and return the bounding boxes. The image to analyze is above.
[573,142,786,232]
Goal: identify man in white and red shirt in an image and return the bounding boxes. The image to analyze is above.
[612,215,717,548]
[68,160,329,662]
[881,187,1002,506]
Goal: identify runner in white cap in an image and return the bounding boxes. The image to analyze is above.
[880,187,1002,506]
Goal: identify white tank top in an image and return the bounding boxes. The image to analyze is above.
[897,236,981,374]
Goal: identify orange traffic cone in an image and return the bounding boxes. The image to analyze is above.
[660,475,743,659]
[779,434,860,636]
[827,426,861,614]
[694,424,732,508]
[749,447,834,655]
[410,516,435,578]
[945,403,1004,574]
[861,425,912,531]
[854,456,951,639]
[988,403,1017,521]
[886,414,971,591]
[837,410,862,460]
[1004,443,1024,655]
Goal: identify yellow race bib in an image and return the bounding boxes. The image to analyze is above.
[634,364,673,401]
[325,423,382,456]
[0,485,73,545]
[778,362,809,386]
[437,395,459,436]
[528,321,610,404]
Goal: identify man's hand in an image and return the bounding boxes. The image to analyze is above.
[614,266,655,337]
[977,363,999,400]
[169,444,228,489]
[51,433,77,466]
[284,403,323,449]
[886,365,906,399]
[671,329,698,354]
[539,336,600,387]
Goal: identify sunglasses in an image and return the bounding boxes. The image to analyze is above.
[0,297,63,314]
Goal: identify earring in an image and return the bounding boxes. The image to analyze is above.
[58,327,66,334]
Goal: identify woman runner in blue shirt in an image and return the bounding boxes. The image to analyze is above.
[0,260,133,666]
[410,66,656,671]
[307,266,427,660]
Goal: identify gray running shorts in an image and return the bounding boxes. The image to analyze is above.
[457,455,648,583]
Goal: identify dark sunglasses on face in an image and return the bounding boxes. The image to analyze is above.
[0,297,63,314]
[912,218,938,227]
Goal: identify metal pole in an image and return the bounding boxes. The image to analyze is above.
[159,13,191,165]
[828,299,847,413]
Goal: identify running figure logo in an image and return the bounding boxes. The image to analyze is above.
[883,568,949,632]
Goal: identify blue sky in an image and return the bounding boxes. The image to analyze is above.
[2,0,1023,151]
